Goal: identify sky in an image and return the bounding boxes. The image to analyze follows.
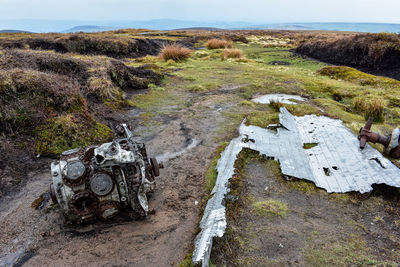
[1,0,400,23]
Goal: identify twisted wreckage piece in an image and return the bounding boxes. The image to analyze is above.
[49,124,163,223]
[359,117,400,159]
[193,107,400,266]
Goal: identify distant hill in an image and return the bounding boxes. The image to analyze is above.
[239,23,400,33]
[2,19,400,33]
[241,24,314,30]
[0,29,33,33]
[174,27,224,31]
[62,25,119,33]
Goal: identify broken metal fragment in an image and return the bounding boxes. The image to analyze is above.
[359,117,400,159]
[49,123,163,223]
[193,107,400,266]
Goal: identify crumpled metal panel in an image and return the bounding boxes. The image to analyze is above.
[252,94,305,104]
[193,107,400,266]
[192,135,243,265]
[246,108,400,193]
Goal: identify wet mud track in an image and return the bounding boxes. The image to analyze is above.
[0,92,231,266]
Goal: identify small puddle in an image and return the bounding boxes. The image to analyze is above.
[252,94,305,105]
[156,138,199,163]
[1,240,33,267]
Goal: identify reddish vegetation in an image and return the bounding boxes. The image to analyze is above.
[159,44,192,61]
[206,39,233,49]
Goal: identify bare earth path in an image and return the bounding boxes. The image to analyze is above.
[0,90,234,267]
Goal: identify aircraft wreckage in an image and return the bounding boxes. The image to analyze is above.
[193,100,400,266]
[49,124,163,223]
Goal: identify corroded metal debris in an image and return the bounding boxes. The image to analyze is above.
[193,107,400,266]
[359,117,400,159]
[49,124,163,223]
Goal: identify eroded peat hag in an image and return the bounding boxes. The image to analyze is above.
[296,33,400,80]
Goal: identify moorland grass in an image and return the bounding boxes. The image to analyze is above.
[206,39,233,49]
[159,44,192,62]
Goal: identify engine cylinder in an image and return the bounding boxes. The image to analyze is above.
[90,173,114,196]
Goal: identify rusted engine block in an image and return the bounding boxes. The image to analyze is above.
[49,124,163,223]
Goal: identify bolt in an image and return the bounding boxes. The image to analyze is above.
[121,197,127,202]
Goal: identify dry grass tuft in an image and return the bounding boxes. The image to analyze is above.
[87,76,121,100]
[159,44,192,62]
[353,97,384,122]
[206,39,233,49]
[222,48,243,60]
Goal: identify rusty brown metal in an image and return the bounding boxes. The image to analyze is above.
[359,117,391,149]
[81,145,97,164]
[70,192,98,217]
[49,183,57,204]
[150,157,161,177]
[391,145,400,158]
[359,117,400,159]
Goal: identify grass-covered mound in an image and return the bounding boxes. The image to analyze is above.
[318,65,400,88]
[317,65,400,122]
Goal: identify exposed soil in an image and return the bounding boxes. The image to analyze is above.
[212,152,400,266]
[0,89,235,266]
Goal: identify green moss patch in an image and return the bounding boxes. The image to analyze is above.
[246,111,279,128]
[305,233,395,266]
[318,66,400,89]
[251,199,289,218]
[34,114,112,155]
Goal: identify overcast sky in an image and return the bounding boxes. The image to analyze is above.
[0,0,399,23]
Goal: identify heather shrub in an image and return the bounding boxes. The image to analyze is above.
[353,97,384,122]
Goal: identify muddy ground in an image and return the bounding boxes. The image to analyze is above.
[0,88,236,266]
